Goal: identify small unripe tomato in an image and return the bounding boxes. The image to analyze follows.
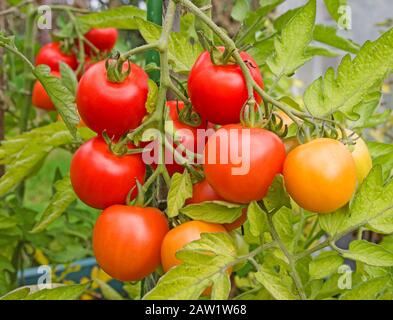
[283,138,357,213]
[93,205,168,281]
[345,130,372,184]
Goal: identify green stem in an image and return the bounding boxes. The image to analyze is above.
[19,5,36,133]
[266,211,307,300]
[146,0,163,82]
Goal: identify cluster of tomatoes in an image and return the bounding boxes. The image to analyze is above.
[32,29,373,285]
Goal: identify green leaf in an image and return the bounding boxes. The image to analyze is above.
[306,45,339,58]
[180,201,244,224]
[272,207,295,252]
[320,167,393,236]
[167,170,192,218]
[323,0,347,23]
[33,65,79,139]
[367,141,393,180]
[339,276,389,300]
[254,264,299,300]
[309,251,344,279]
[264,175,291,211]
[31,175,77,233]
[59,62,78,96]
[136,18,203,74]
[247,38,275,66]
[76,6,146,33]
[0,287,30,300]
[145,79,158,113]
[247,201,268,237]
[95,279,124,300]
[23,284,89,300]
[267,0,316,77]
[304,27,393,117]
[231,0,250,22]
[211,273,232,300]
[0,122,76,197]
[313,25,359,54]
[343,240,393,267]
[144,233,236,300]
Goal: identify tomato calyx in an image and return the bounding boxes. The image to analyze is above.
[105,53,131,83]
[177,102,202,127]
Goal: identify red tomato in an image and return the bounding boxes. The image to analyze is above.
[84,28,118,55]
[32,71,60,111]
[93,205,168,281]
[70,137,146,209]
[35,42,78,71]
[186,179,247,231]
[204,124,286,204]
[160,220,227,272]
[188,47,264,125]
[143,101,207,176]
[76,60,148,137]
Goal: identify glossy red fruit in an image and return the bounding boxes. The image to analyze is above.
[93,205,168,281]
[204,124,286,204]
[84,28,118,55]
[70,137,146,209]
[186,179,247,231]
[188,47,264,125]
[35,42,78,71]
[32,71,60,111]
[76,60,149,137]
[144,101,207,176]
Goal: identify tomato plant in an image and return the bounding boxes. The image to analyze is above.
[1,0,393,303]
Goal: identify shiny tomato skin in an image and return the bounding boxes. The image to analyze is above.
[35,42,78,71]
[204,124,286,204]
[186,179,247,231]
[32,71,60,111]
[283,138,357,214]
[188,47,264,125]
[93,205,169,281]
[161,220,227,272]
[76,60,148,137]
[84,28,118,55]
[144,101,207,176]
[70,137,146,209]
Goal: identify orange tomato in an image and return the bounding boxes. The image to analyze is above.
[283,138,357,213]
[161,220,227,272]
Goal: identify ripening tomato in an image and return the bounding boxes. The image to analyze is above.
[84,28,118,55]
[144,101,207,176]
[204,124,286,204]
[186,179,247,231]
[161,220,227,272]
[76,60,148,137]
[188,47,264,125]
[283,138,357,213]
[344,130,372,184]
[93,205,168,281]
[35,42,78,71]
[70,137,146,209]
[32,71,60,111]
